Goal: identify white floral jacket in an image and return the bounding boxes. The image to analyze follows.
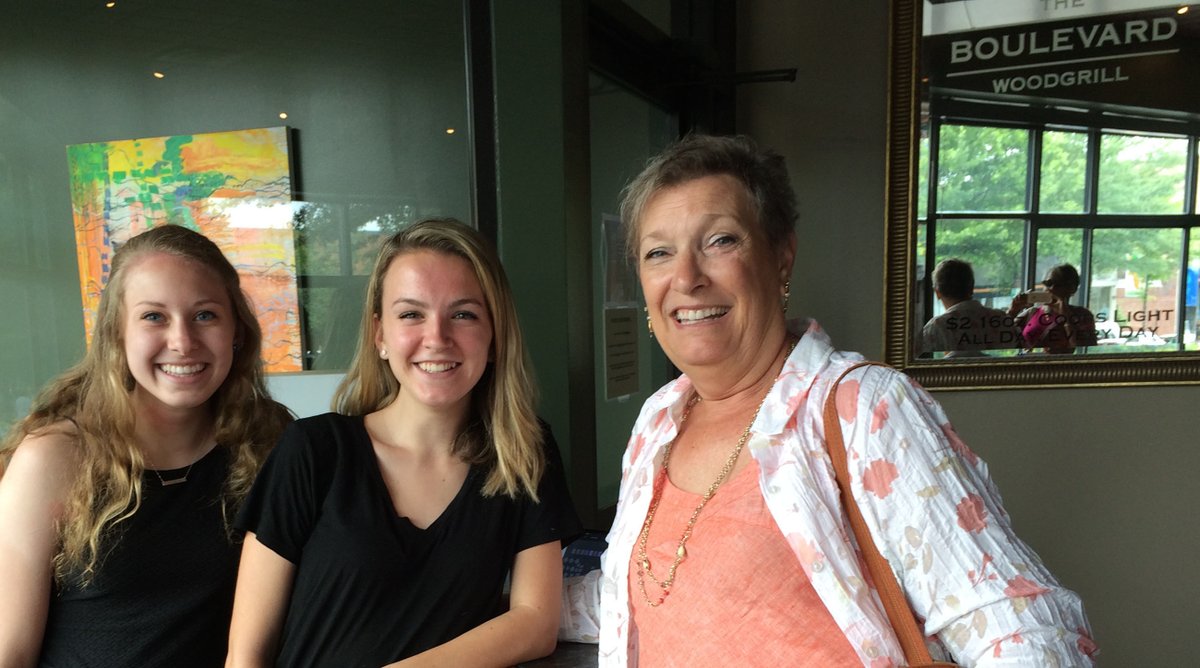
[561,319,1096,667]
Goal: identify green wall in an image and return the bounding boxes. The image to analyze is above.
[491,0,592,515]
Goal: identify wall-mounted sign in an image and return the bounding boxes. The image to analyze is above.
[604,306,640,399]
[924,1,1200,117]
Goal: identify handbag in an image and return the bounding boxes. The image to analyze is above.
[822,362,959,668]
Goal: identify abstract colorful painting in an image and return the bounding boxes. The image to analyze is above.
[67,126,302,372]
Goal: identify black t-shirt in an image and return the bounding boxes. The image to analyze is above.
[235,412,581,668]
[40,447,238,668]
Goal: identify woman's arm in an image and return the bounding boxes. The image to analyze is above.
[844,367,1096,666]
[559,570,602,643]
[0,430,76,668]
[386,540,563,668]
[225,532,297,668]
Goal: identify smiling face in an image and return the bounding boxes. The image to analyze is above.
[121,252,238,419]
[636,174,795,382]
[374,250,494,417]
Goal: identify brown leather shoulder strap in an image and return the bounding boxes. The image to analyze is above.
[822,361,939,665]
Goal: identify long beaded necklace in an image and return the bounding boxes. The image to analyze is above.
[634,339,796,607]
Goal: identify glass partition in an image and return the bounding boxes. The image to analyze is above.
[0,0,472,429]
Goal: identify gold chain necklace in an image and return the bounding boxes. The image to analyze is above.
[634,339,795,607]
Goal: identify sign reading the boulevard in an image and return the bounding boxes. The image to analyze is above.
[923,1,1200,116]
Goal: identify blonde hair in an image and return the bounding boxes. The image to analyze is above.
[0,224,292,584]
[333,218,543,499]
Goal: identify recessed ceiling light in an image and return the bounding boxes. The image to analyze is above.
[1179,6,1189,15]
[152,71,165,79]
[445,128,456,135]
[279,112,288,120]
[106,2,116,8]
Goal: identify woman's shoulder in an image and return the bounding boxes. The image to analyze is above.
[291,411,364,433]
[818,354,928,412]
[275,413,367,456]
[2,420,80,504]
[531,417,566,461]
[9,419,81,466]
[819,351,902,385]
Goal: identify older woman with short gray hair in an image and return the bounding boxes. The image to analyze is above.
[563,134,1095,666]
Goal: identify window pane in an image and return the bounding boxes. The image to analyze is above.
[932,218,1026,313]
[915,219,929,351]
[916,220,928,285]
[293,198,416,368]
[1039,131,1088,214]
[348,202,416,274]
[1097,134,1188,214]
[918,130,930,220]
[936,124,1029,213]
[300,281,367,371]
[1186,229,1200,350]
[1035,228,1083,286]
[1089,228,1183,349]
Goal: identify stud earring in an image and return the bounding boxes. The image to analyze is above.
[782,280,791,314]
[380,348,388,360]
[644,307,654,339]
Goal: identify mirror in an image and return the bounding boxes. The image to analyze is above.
[884,0,1200,389]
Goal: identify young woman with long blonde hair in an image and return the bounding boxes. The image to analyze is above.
[0,224,291,666]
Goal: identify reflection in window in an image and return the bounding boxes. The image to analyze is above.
[919,120,1200,354]
[1089,228,1182,349]
[932,219,1024,317]
[294,199,418,370]
[1098,133,1188,215]
[1035,228,1083,287]
[1039,130,1087,214]
[936,124,1029,213]
[1187,230,1200,350]
[918,130,930,220]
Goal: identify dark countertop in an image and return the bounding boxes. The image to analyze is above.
[520,642,598,667]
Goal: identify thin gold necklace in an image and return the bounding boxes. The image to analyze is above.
[634,338,796,607]
[151,461,195,486]
[147,446,210,486]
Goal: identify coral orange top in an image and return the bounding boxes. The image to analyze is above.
[629,459,859,666]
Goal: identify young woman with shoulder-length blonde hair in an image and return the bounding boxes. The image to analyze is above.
[0,224,292,667]
[333,218,544,498]
[229,218,581,668]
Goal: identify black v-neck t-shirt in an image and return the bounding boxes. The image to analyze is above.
[235,413,581,668]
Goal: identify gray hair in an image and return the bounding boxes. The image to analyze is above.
[618,134,798,262]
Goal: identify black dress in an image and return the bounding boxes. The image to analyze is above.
[39,447,238,668]
[235,413,581,668]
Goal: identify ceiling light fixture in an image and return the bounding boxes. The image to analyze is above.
[153,71,165,79]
